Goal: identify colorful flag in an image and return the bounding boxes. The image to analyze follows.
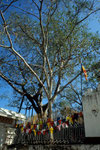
[33,129,36,136]
[82,65,88,81]
[49,127,53,134]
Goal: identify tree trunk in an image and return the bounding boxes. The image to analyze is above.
[48,100,54,141]
[48,100,52,119]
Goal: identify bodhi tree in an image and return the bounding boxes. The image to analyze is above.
[0,0,100,119]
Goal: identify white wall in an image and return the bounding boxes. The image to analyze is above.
[0,124,6,149]
[82,84,100,137]
[0,123,16,150]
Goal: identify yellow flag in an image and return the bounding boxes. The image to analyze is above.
[33,129,36,136]
[82,65,88,81]
[49,127,53,134]
[31,125,33,129]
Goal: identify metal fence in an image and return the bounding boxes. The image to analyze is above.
[13,125,85,145]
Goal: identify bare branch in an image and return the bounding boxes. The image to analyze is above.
[0,72,23,95]
[30,64,43,68]
[60,95,81,105]
[77,8,100,25]
[9,79,26,86]
[54,70,61,96]
[70,84,81,102]
[66,8,100,39]
[43,67,50,89]
[38,0,46,49]
[7,4,39,19]
[35,48,44,58]
[0,44,10,49]
[50,2,58,17]
[0,11,13,48]
[57,72,82,95]
[32,0,40,11]
[44,45,52,77]
[51,71,82,102]
[19,25,41,46]
[2,0,18,13]
[16,58,28,83]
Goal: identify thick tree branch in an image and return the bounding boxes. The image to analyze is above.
[42,103,48,113]
[53,64,62,97]
[39,0,45,44]
[32,0,52,93]
[0,72,23,95]
[18,95,24,113]
[22,86,40,113]
[44,45,52,77]
[0,11,49,99]
[17,58,27,83]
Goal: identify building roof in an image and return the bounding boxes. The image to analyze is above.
[0,108,26,120]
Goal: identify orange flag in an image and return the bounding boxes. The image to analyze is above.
[82,65,88,81]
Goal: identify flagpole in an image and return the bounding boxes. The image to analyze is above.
[81,62,83,99]
[81,60,83,111]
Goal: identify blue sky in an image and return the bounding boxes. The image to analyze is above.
[0,0,100,114]
[88,13,100,34]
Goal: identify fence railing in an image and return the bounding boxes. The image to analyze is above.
[13,125,85,145]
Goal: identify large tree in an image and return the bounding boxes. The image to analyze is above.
[0,0,100,118]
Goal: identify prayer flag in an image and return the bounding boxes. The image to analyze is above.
[37,131,41,135]
[49,127,53,134]
[50,121,54,127]
[33,129,36,136]
[47,122,51,128]
[31,125,33,129]
[43,130,46,135]
[58,120,62,125]
[34,124,37,129]
[82,65,88,81]
[57,125,61,131]
[29,129,32,134]
[24,128,26,133]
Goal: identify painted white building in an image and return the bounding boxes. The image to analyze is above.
[82,84,100,137]
[0,108,26,150]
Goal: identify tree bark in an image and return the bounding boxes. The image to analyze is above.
[48,100,52,119]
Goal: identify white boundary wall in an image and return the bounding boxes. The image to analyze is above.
[82,84,100,137]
